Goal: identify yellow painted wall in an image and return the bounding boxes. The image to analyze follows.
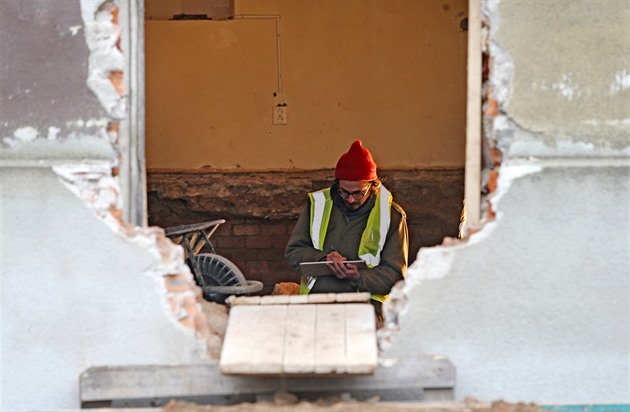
[145,0,468,170]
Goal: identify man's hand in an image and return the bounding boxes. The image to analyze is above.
[325,251,361,280]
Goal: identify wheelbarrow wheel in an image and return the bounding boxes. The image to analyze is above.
[196,253,247,287]
[195,253,249,303]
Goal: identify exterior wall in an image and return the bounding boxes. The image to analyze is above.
[144,0,468,170]
[385,0,630,403]
[1,168,208,410]
[147,168,465,293]
[0,1,210,410]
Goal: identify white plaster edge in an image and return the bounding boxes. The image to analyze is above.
[508,139,630,159]
[1,134,117,162]
[80,0,126,119]
[377,162,542,352]
[488,163,542,212]
[51,162,207,341]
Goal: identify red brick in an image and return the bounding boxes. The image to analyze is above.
[230,248,282,262]
[245,236,273,249]
[214,236,245,249]
[264,223,289,235]
[246,260,269,274]
[229,260,247,272]
[261,272,286,287]
[232,224,260,236]
[268,260,292,272]
[484,98,499,116]
[263,235,286,248]
[241,271,262,282]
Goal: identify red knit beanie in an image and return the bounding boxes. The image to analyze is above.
[334,140,378,181]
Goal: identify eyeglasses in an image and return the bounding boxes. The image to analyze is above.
[338,184,372,200]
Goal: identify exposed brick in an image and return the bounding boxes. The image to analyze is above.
[486,170,499,193]
[227,259,247,272]
[266,224,287,235]
[268,259,293,272]
[214,235,245,249]
[270,235,290,249]
[232,224,260,236]
[148,168,465,278]
[245,236,273,249]
[246,260,269,274]
[262,271,289,287]
[231,248,284,262]
[241,271,262,282]
[182,295,200,317]
[485,98,499,116]
[164,273,195,292]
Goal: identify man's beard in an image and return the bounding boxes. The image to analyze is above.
[345,201,360,211]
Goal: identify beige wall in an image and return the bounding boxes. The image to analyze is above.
[145,0,233,20]
[145,0,468,169]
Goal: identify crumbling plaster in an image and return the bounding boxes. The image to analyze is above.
[490,0,630,156]
[0,0,116,158]
[1,0,213,410]
[1,167,208,410]
[385,165,629,403]
[383,0,630,403]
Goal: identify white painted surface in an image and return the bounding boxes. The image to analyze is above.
[1,168,207,411]
[388,165,630,403]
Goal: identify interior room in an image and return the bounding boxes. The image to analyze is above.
[144,0,469,295]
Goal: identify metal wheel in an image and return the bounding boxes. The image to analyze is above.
[196,253,247,287]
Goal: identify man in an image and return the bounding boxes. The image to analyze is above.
[285,140,408,323]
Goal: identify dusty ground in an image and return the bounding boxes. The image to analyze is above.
[163,397,542,412]
[200,300,229,360]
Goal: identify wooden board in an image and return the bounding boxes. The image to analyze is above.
[220,303,377,376]
[79,355,456,407]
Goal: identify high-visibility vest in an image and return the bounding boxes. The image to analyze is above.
[299,185,393,303]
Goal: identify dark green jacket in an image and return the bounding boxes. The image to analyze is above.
[285,191,408,296]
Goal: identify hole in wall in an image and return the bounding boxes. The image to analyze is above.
[138,2,474,368]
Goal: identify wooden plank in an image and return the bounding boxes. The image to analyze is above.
[464,0,482,226]
[249,305,287,374]
[219,306,259,374]
[345,304,377,374]
[283,304,317,374]
[221,303,377,376]
[226,293,370,306]
[79,355,455,407]
[314,304,347,374]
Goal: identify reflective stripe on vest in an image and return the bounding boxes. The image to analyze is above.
[299,185,393,303]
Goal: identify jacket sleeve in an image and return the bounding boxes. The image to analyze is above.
[285,202,329,274]
[355,204,408,296]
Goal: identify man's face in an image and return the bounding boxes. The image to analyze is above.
[337,179,372,211]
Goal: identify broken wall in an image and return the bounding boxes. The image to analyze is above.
[1,1,211,410]
[145,0,469,289]
[385,0,629,403]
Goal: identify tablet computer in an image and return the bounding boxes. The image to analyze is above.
[299,260,368,277]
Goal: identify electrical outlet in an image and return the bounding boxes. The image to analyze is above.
[273,106,287,125]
